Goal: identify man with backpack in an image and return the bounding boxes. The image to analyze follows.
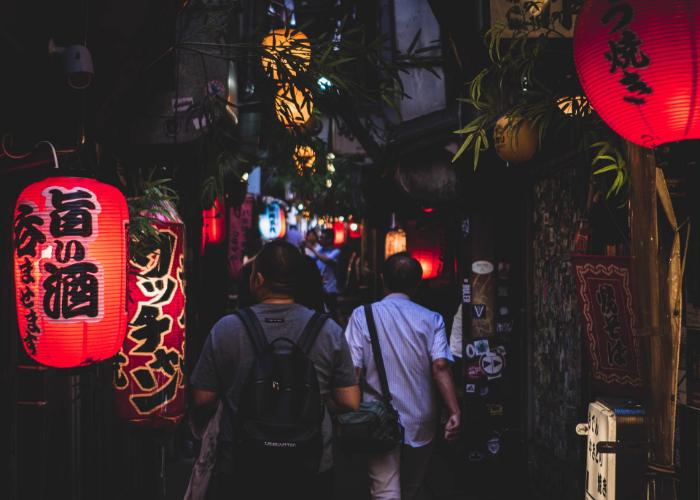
[344,252,461,500]
[190,240,360,500]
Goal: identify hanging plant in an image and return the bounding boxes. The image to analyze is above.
[451,1,627,197]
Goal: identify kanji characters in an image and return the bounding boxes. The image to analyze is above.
[42,262,99,319]
[48,187,96,238]
[14,204,45,258]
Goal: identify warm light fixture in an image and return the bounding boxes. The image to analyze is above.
[261,28,311,80]
[275,85,313,128]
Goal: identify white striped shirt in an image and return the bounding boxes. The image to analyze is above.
[345,293,452,447]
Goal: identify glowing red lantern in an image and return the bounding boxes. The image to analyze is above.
[574,0,700,148]
[406,220,444,280]
[12,177,128,368]
[410,249,443,280]
[349,221,362,239]
[333,221,346,246]
[201,197,225,254]
[114,202,186,428]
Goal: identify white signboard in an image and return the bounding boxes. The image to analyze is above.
[582,401,616,500]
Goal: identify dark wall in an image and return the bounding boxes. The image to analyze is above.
[528,166,586,499]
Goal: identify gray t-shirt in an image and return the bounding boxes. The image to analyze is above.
[191,303,357,472]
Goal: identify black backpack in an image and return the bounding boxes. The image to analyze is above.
[232,307,328,473]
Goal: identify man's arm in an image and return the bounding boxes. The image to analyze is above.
[191,388,219,433]
[306,245,338,264]
[330,384,361,413]
[432,358,461,442]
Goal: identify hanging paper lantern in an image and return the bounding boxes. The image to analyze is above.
[410,249,443,280]
[385,229,407,259]
[407,220,445,280]
[201,198,225,255]
[261,28,311,80]
[114,202,186,428]
[574,0,700,148]
[12,177,128,368]
[333,221,347,246]
[259,201,287,241]
[293,144,316,174]
[349,221,362,239]
[493,115,538,163]
[275,85,313,128]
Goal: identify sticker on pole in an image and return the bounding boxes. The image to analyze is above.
[472,260,494,275]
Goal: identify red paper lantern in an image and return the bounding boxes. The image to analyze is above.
[574,0,700,148]
[348,221,362,239]
[114,203,186,428]
[201,197,225,254]
[410,249,442,280]
[333,221,346,246]
[12,177,128,368]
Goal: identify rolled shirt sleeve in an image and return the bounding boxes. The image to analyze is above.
[344,307,366,369]
[190,332,219,392]
[430,313,453,362]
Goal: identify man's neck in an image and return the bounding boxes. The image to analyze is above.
[260,296,295,305]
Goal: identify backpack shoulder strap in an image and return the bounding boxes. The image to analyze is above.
[234,307,268,355]
[364,304,393,404]
[297,312,329,355]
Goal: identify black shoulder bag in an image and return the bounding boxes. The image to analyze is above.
[334,305,404,453]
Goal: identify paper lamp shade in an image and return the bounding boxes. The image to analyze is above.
[293,144,316,174]
[349,222,362,239]
[275,85,313,128]
[114,203,186,428]
[261,28,311,80]
[493,115,538,163]
[385,229,407,259]
[201,198,225,255]
[259,202,287,241]
[12,177,128,368]
[574,0,700,148]
[333,221,346,246]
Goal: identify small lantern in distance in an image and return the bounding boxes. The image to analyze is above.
[385,228,407,259]
[261,28,311,80]
[333,221,347,246]
[293,145,316,174]
[275,85,314,128]
[201,198,225,255]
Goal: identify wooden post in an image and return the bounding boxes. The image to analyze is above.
[627,143,681,473]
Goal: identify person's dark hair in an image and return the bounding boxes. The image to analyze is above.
[236,261,256,308]
[254,240,304,295]
[382,252,422,293]
[296,256,325,312]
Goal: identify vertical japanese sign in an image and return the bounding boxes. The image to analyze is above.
[12,177,128,368]
[227,194,254,278]
[114,203,186,428]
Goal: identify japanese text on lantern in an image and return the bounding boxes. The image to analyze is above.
[602,0,652,105]
[115,228,185,416]
[13,187,103,354]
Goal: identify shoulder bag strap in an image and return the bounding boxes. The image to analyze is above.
[234,307,268,355]
[364,304,393,404]
[298,312,329,355]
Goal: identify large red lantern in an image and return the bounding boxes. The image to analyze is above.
[12,177,128,368]
[114,202,186,428]
[201,197,225,255]
[574,0,700,148]
[333,221,347,246]
[348,221,362,239]
[406,221,444,280]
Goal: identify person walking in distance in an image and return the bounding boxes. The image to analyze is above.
[190,240,360,500]
[344,252,461,500]
[305,228,342,318]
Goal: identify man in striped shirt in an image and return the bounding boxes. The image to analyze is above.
[345,252,461,500]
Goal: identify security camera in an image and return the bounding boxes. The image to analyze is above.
[48,38,94,90]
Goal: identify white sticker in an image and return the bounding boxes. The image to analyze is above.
[480,352,505,379]
[487,437,501,455]
[472,260,494,275]
[466,384,476,393]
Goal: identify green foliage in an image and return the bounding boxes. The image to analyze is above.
[127,175,179,262]
[451,0,628,197]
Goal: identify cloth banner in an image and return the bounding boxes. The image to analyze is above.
[571,254,643,397]
[228,194,254,278]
